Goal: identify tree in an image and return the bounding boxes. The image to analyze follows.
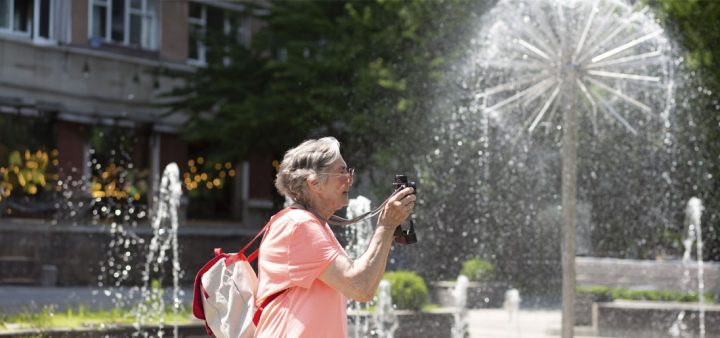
[649,0,720,260]
[161,0,484,169]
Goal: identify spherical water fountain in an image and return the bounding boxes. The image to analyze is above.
[416,0,676,336]
[470,0,674,334]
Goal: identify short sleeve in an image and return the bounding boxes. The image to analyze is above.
[288,219,341,289]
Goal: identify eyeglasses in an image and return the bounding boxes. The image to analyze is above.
[319,167,355,179]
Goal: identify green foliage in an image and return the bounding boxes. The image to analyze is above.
[649,0,720,262]
[577,286,714,303]
[162,0,481,167]
[382,271,430,311]
[460,258,494,282]
[151,278,162,290]
[650,0,720,76]
[577,286,613,302]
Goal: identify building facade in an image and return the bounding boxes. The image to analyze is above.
[0,0,275,229]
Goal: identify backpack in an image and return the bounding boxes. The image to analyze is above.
[192,208,292,338]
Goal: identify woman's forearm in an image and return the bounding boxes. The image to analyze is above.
[352,224,396,300]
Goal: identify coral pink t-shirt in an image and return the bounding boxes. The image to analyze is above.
[254,208,348,338]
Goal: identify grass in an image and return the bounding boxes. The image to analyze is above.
[0,304,194,331]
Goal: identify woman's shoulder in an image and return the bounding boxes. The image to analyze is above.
[277,208,322,226]
[266,209,325,241]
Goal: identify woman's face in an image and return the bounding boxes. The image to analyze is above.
[314,157,354,211]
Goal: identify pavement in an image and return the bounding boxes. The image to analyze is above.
[0,287,604,337]
[466,308,603,338]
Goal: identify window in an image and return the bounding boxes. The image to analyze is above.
[35,0,50,39]
[187,2,206,64]
[0,0,63,43]
[89,0,157,50]
[87,125,150,222]
[184,152,238,221]
[225,13,250,48]
[0,113,57,219]
[188,2,249,65]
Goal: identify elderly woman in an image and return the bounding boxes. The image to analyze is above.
[254,137,415,338]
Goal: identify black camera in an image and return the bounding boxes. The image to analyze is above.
[392,175,417,245]
[393,175,417,194]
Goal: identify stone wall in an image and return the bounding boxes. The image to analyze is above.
[0,219,257,286]
[0,323,208,338]
[576,256,720,292]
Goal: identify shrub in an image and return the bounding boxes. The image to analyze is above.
[460,258,494,282]
[576,286,612,302]
[382,271,430,311]
[577,286,714,303]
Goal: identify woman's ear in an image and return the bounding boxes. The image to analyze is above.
[306,175,320,192]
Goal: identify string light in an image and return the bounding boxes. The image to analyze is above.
[90,162,142,201]
[183,156,237,192]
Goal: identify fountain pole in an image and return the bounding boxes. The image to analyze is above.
[561,85,578,338]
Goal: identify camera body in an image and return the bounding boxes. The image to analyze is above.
[392,175,417,245]
[393,175,417,194]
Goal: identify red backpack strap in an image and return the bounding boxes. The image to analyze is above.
[222,208,295,267]
[253,289,289,326]
[239,207,295,261]
[248,208,295,327]
[195,208,294,332]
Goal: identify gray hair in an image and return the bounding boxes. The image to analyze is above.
[275,137,342,205]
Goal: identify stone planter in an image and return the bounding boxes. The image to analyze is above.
[0,322,208,338]
[596,300,720,338]
[2,311,453,338]
[347,309,454,338]
[574,291,611,326]
[430,281,505,308]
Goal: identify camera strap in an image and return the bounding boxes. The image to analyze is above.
[294,190,401,227]
[329,187,409,226]
[327,201,387,226]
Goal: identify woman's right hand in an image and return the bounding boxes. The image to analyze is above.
[321,185,417,302]
[378,187,416,229]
